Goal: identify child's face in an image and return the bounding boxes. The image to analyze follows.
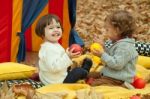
[105,22,120,42]
[44,18,62,43]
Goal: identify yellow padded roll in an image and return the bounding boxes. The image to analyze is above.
[137,56,150,69]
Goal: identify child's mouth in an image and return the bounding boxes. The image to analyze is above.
[52,33,60,37]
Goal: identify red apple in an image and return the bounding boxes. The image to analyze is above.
[85,77,95,85]
[132,77,146,89]
[69,44,82,53]
[130,95,141,99]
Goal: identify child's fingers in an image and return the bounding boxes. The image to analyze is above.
[92,49,98,54]
[69,48,75,53]
[66,48,69,52]
[72,51,81,56]
[93,36,100,42]
[66,48,70,55]
[71,52,81,58]
[93,34,98,37]
[92,49,101,56]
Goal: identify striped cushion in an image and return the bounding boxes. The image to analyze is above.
[0,79,44,89]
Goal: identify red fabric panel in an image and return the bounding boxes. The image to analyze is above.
[48,0,63,23]
[48,0,64,44]
[25,27,32,51]
[0,0,12,62]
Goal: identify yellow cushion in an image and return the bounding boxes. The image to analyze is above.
[137,56,150,68]
[136,64,150,82]
[93,84,150,99]
[0,62,36,80]
[36,84,90,99]
[36,83,150,99]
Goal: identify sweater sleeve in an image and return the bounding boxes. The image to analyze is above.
[101,47,131,70]
[42,47,73,73]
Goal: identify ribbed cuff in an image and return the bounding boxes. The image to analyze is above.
[101,52,109,62]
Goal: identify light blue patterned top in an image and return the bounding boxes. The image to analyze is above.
[101,38,138,83]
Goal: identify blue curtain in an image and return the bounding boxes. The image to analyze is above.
[17,0,48,62]
[68,0,84,47]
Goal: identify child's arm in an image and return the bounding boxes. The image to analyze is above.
[41,48,73,73]
[93,35,105,47]
[100,47,133,70]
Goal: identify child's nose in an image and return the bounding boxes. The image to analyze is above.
[54,27,58,31]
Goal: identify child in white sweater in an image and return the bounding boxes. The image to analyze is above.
[35,14,92,85]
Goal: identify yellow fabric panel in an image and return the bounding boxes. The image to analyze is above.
[137,55,150,69]
[62,0,71,49]
[31,4,48,52]
[11,0,22,61]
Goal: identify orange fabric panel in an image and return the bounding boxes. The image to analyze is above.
[62,0,71,49]
[31,4,48,52]
[11,0,22,62]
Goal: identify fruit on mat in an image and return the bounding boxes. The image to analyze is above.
[132,76,146,89]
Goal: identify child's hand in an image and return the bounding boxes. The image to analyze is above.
[92,48,104,57]
[93,34,105,47]
[66,48,81,58]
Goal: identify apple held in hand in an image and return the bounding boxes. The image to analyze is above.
[90,43,103,52]
[69,44,82,53]
[132,76,146,89]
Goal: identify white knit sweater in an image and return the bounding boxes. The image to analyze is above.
[38,42,72,85]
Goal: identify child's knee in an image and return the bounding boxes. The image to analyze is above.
[72,68,88,78]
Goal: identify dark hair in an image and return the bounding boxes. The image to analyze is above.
[35,14,62,38]
[105,10,136,38]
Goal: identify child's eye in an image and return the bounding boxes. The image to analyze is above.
[49,27,53,29]
[57,26,61,28]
